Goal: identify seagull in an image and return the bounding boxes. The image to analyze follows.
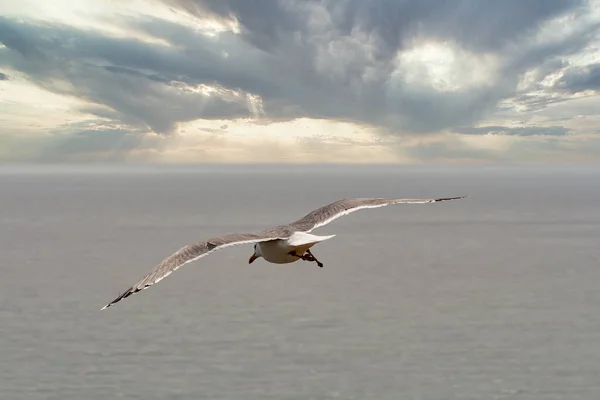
[101,196,465,310]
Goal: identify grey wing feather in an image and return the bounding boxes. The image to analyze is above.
[101,232,280,310]
[289,196,466,232]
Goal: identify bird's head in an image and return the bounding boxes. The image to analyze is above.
[248,243,262,264]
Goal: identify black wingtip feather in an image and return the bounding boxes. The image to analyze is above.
[436,196,467,201]
[100,286,141,310]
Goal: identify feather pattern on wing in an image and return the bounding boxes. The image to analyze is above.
[101,232,281,309]
[289,197,465,232]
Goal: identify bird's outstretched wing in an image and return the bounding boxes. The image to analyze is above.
[101,232,280,310]
[289,197,466,233]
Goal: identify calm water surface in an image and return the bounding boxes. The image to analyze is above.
[1,165,600,399]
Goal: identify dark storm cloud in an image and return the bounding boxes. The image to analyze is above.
[0,0,597,138]
[162,0,308,52]
[456,125,570,136]
[0,71,8,80]
[556,63,600,92]
[164,0,584,53]
[158,0,595,132]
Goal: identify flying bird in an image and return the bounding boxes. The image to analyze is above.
[101,196,465,310]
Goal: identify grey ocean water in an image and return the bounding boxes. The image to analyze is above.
[1,165,600,400]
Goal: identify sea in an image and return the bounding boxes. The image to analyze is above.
[1,164,599,400]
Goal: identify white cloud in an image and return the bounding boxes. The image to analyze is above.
[394,41,499,92]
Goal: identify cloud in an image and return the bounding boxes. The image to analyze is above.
[0,117,400,163]
[0,120,162,162]
[155,0,598,132]
[0,71,8,80]
[0,17,259,134]
[556,63,600,92]
[456,125,570,136]
[163,0,585,53]
[44,123,153,160]
[1,0,600,163]
[3,1,598,133]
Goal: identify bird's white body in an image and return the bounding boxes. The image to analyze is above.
[256,232,336,264]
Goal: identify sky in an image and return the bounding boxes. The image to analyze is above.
[1,0,600,164]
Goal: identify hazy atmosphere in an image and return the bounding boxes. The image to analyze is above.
[2,0,600,163]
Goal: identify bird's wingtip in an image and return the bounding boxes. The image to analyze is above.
[100,286,139,311]
[436,196,468,201]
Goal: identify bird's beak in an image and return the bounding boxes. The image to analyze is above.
[248,253,258,264]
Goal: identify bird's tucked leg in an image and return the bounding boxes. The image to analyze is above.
[289,249,323,268]
[306,249,324,268]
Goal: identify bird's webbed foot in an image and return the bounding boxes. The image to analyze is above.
[307,249,324,268]
[289,250,324,268]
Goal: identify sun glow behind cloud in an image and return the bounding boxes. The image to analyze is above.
[395,41,499,92]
